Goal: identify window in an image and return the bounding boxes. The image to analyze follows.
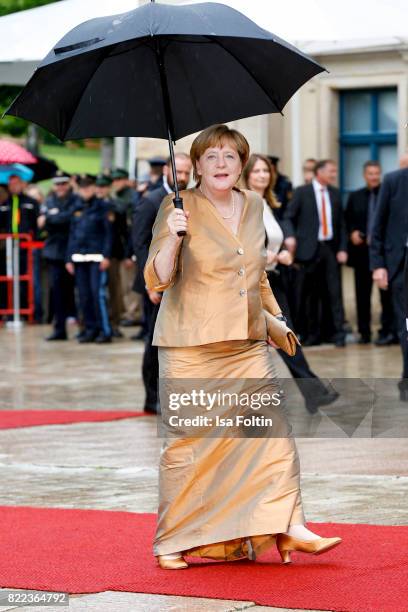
[339,88,397,202]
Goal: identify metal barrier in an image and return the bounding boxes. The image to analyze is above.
[0,233,44,326]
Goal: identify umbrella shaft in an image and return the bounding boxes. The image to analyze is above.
[154,39,181,204]
[167,127,180,201]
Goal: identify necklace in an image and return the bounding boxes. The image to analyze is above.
[200,186,235,219]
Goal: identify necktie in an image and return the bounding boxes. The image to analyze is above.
[11,195,20,234]
[321,188,328,238]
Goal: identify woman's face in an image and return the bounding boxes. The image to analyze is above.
[196,142,242,192]
[247,158,270,194]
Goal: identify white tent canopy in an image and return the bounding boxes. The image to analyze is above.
[0,0,148,63]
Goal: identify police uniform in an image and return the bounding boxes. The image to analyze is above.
[111,168,142,325]
[111,168,136,214]
[95,174,129,335]
[66,176,113,342]
[41,172,78,339]
[145,156,166,193]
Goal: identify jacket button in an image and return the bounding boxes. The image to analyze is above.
[238,268,245,276]
[239,289,246,296]
[237,247,244,255]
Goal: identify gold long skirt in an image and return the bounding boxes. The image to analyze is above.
[153,339,305,559]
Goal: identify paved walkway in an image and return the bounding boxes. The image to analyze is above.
[0,325,407,611]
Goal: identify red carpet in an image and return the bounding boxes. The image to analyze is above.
[0,507,407,612]
[0,410,149,429]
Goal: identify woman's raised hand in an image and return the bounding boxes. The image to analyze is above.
[167,208,190,238]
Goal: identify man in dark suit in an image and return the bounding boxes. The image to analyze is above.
[132,153,192,413]
[283,159,348,347]
[370,162,408,398]
[345,161,395,345]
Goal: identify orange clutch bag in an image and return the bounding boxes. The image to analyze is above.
[263,309,301,356]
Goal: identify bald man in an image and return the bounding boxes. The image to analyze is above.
[399,153,408,169]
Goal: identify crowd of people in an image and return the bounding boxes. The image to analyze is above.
[1,131,407,409]
[0,159,168,342]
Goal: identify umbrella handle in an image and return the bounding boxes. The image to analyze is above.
[174,195,186,237]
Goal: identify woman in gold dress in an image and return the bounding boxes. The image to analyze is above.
[144,124,342,569]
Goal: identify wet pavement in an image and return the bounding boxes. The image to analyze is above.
[0,325,407,611]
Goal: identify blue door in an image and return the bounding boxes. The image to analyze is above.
[339,88,397,202]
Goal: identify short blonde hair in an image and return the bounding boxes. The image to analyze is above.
[190,124,250,184]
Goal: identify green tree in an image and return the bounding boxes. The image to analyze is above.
[0,86,28,137]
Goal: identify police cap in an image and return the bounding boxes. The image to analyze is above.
[148,156,167,167]
[111,168,129,180]
[52,170,71,184]
[95,174,112,187]
[77,173,96,187]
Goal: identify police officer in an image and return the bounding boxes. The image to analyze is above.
[65,174,113,343]
[38,171,78,340]
[111,167,141,327]
[95,173,129,337]
[111,168,136,213]
[146,156,166,193]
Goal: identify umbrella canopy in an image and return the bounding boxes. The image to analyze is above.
[25,155,59,183]
[0,139,37,164]
[5,1,325,142]
[0,163,34,184]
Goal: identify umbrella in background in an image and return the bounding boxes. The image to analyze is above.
[5,0,325,226]
[0,139,37,165]
[25,155,59,183]
[0,163,34,184]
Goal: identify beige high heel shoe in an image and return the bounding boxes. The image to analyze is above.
[156,554,189,569]
[276,533,342,564]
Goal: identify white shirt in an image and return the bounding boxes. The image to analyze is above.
[312,178,333,241]
[162,175,173,194]
[263,199,284,271]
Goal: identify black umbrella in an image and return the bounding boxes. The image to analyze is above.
[5,0,325,223]
[26,155,59,183]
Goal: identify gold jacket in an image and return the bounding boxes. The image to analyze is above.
[144,187,282,347]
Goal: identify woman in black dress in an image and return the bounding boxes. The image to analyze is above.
[243,154,338,414]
